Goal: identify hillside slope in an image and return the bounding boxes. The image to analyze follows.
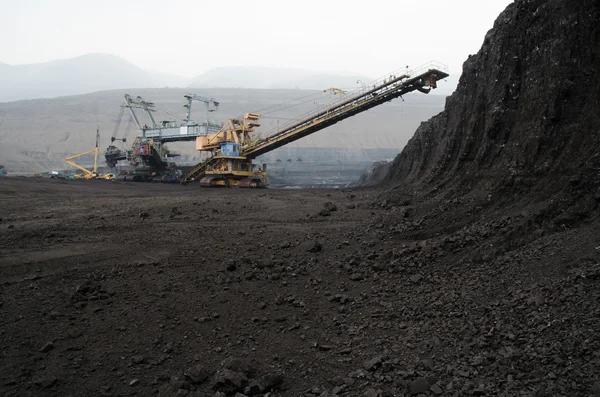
[386,0,600,202]
[344,1,600,394]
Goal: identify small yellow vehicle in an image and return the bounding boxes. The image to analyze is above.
[104,173,116,180]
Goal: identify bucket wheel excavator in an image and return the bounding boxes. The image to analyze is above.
[104,106,129,168]
[104,93,221,181]
[181,62,449,187]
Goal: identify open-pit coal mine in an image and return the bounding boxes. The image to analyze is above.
[1,0,599,396]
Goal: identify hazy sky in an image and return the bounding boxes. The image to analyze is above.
[1,0,512,79]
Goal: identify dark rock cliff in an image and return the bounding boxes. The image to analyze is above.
[385,0,600,207]
[350,161,393,187]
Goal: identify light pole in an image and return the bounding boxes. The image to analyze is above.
[356,79,366,92]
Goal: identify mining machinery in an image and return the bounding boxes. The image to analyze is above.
[104,105,129,168]
[105,93,221,178]
[181,62,449,187]
[65,127,102,179]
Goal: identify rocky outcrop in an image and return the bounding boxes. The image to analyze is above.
[386,0,600,202]
[349,161,392,187]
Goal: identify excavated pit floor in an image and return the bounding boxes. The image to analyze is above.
[0,177,599,397]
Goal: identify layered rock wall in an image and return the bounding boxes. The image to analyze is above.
[386,0,600,199]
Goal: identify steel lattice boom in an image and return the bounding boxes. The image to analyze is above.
[180,62,448,186]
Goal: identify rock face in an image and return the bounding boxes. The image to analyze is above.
[385,0,600,200]
[351,161,392,187]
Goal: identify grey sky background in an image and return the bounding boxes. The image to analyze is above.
[1,0,512,80]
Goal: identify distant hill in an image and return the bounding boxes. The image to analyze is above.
[0,88,446,173]
[189,66,371,90]
[0,55,412,101]
[0,54,190,102]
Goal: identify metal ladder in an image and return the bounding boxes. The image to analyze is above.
[180,156,218,184]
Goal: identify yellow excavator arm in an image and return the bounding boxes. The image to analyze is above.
[65,148,101,178]
[64,127,101,178]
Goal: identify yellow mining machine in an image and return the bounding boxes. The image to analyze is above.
[181,62,449,187]
[65,127,102,179]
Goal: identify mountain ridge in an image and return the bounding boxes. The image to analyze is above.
[0,54,385,102]
[188,65,372,90]
[0,53,188,102]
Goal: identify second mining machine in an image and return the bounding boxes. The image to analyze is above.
[105,94,221,177]
[180,62,449,187]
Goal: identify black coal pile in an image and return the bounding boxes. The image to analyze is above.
[384,0,600,209]
[344,0,600,396]
[350,161,393,188]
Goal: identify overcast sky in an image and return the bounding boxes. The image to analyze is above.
[1,0,512,80]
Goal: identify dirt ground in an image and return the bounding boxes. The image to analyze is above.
[0,177,599,397]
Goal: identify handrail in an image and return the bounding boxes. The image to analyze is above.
[255,61,448,139]
[242,63,448,157]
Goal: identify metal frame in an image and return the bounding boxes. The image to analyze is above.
[181,62,449,187]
